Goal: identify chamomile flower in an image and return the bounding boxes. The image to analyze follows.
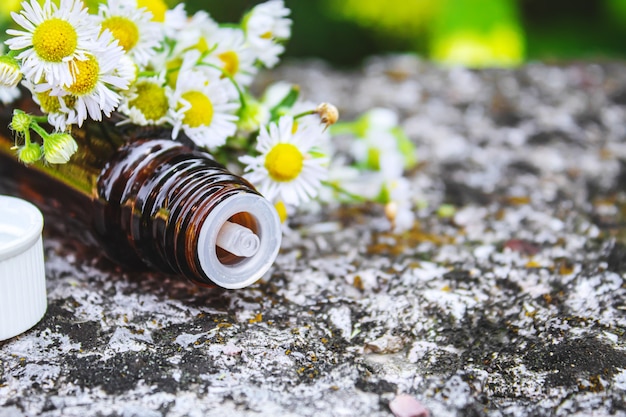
[169,64,239,149]
[204,28,257,87]
[170,10,218,57]
[6,0,98,87]
[348,108,417,173]
[244,0,291,68]
[350,129,405,180]
[149,11,218,89]
[239,115,328,206]
[51,31,129,127]
[118,73,171,126]
[25,80,77,130]
[97,0,162,67]
[249,0,292,39]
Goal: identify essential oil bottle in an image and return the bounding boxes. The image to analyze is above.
[0,101,282,289]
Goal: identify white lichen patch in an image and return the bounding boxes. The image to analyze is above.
[106,326,153,355]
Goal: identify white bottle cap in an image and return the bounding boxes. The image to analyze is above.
[0,195,46,341]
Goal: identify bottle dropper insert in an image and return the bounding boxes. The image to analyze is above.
[197,192,281,289]
[216,221,260,258]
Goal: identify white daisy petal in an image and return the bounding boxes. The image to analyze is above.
[31,30,129,129]
[6,0,99,87]
[96,0,162,67]
[203,28,257,88]
[239,115,328,206]
[244,0,292,68]
[118,72,172,126]
[168,61,240,149]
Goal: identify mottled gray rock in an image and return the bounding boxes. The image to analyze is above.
[3,56,626,417]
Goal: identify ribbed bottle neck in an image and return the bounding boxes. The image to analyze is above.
[96,139,282,288]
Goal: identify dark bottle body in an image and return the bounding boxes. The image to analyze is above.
[0,100,282,289]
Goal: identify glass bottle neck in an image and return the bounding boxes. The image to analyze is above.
[96,139,282,288]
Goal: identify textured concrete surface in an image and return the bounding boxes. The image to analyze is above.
[2,57,626,416]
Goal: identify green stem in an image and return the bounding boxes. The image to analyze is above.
[30,121,50,140]
[23,127,31,147]
[138,70,159,78]
[31,115,48,124]
[197,62,247,109]
[321,181,368,203]
[293,109,316,120]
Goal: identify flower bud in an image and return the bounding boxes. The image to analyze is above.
[17,143,43,164]
[10,111,31,134]
[316,102,339,127]
[384,201,398,226]
[0,55,22,88]
[43,133,78,164]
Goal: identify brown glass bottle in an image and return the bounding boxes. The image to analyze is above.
[0,99,282,289]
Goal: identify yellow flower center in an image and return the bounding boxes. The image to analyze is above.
[101,16,139,52]
[195,38,210,54]
[180,91,213,128]
[67,55,99,96]
[218,51,239,77]
[36,91,60,113]
[129,81,169,121]
[137,0,167,22]
[260,31,272,39]
[36,91,76,113]
[264,143,304,182]
[165,57,182,88]
[32,18,78,62]
[274,201,288,223]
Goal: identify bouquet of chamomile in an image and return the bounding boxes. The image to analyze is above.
[0,0,418,231]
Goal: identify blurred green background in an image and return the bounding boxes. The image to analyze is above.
[2,0,626,68]
[185,0,626,68]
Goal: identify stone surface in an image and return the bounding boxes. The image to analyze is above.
[2,57,626,416]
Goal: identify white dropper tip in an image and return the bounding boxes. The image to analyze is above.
[216,221,260,258]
